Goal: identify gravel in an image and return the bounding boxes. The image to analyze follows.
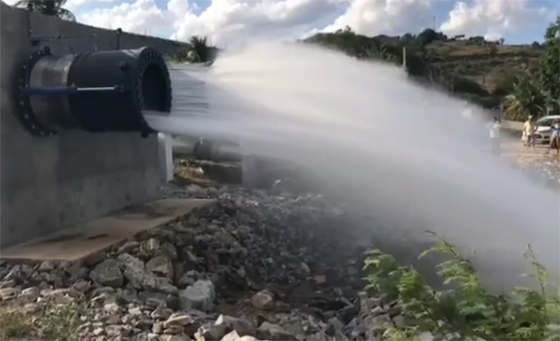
[0,179,401,341]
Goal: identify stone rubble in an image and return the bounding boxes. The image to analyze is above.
[0,184,406,341]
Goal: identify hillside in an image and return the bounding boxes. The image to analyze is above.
[304,28,545,111]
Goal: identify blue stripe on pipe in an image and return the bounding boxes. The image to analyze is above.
[22,87,79,96]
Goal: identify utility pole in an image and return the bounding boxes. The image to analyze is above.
[402,46,407,69]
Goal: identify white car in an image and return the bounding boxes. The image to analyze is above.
[533,115,560,144]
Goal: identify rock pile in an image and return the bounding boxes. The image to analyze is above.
[0,187,405,341]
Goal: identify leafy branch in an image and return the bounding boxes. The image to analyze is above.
[363,230,560,341]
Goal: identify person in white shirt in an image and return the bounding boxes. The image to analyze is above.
[487,117,501,155]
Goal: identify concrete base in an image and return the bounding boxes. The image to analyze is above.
[0,199,215,263]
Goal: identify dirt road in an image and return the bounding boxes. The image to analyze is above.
[500,140,560,186]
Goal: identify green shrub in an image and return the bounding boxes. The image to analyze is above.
[363,230,560,341]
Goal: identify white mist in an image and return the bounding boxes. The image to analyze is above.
[147,43,559,293]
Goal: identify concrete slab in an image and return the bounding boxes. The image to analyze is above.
[0,199,215,263]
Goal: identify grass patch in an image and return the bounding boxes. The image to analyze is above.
[0,306,35,339]
[0,299,86,341]
[40,301,85,341]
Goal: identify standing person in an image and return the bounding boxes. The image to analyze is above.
[545,119,560,156]
[487,117,502,155]
[522,115,536,148]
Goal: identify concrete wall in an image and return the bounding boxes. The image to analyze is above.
[0,3,189,248]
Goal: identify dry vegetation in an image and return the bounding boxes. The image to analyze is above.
[305,29,549,111]
[0,298,85,341]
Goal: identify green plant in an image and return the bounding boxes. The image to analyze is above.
[503,72,547,121]
[363,231,560,341]
[537,16,560,114]
[189,36,215,63]
[40,301,85,341]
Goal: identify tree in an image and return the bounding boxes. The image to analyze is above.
[417,28,439,46]
[188,36,216,63]
[13,0,76,21]
[503,73,547,120]
[537,15,560,114]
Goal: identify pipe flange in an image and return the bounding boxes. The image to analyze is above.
[135,47,172,135]
[15,48,58,137]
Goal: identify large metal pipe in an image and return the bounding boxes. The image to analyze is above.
[15,46,171,137]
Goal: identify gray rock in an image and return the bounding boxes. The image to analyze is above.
[106,314,121,325]
[370,306,384,317]
[164,324,185,335]
[164,313,194,327]
[147,255,174,280]
[239,337,258,341]
[250,290,274,310]
[151,305,174,320]
[221,330,242,341]
[118,241,140,254]
[160,242,179,261]
[215,314,256,337]
[313,275,327,284]
[89,259,123,287]
[256,322,297,341]
[370,313,392,333]
[198,324,230,341]
[18,286,39,303]
[299,262,311,276]
[119,253,177,294]
[140,239,161,258]
[177,270,198,288]
[104,302,122,314]
[135,319,155,329]
[160,335,192,341]
[162,335,193,341]
[72,280,91,293]
[0,287,20,300]
[38,261,55,272]
[179,280,215,312]
[92,327,105,336]
[186,184,207,197]
[392,314,406,327]
[132,332,160,341]
[153,322,165,334]
[326,317,344,334]
[0,279,16,288]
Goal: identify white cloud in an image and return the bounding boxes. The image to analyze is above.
[3,0,556,45]
[78,0,167,35]
[439,0,555,40]
[323,0,437,37]
[168,0,347,47]
[65,0,121,10]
